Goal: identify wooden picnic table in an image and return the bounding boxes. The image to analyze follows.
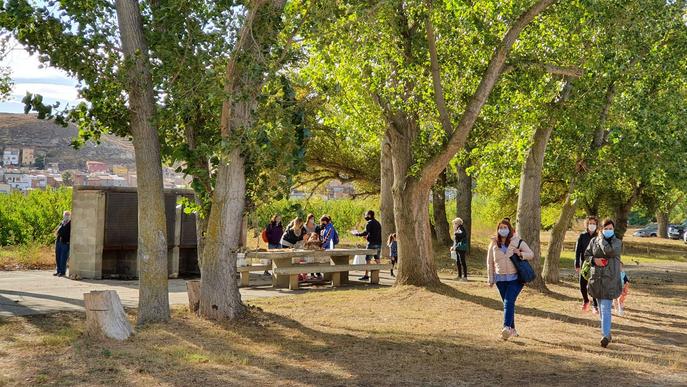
[245,248,388,289]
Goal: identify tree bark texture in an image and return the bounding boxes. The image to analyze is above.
[517,81,573,292]
[614,185,642,239]
[380,131,395,257]
[199,0,286,320]
[84,290,134,341]
[389,116,440,287]
[432,170,452,247]
[542,179,577,283]
[455,161,473,257]
[115,0,169,325]
[657,211,669,238]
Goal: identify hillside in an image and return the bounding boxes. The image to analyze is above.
[0,113,135,170]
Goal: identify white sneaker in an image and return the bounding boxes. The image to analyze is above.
[617,305,624,316]
[511,329,520,337]
[501,327,511,341]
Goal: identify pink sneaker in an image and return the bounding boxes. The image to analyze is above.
[582,302,590,312]
[592,306,599,315]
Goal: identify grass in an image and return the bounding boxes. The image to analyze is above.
[1,261,686,386]
[0,244,53,271]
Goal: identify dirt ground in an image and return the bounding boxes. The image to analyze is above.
[0,261,685,386]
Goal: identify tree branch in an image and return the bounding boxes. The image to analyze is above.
[425,6,452,137]
[418,0,559,190]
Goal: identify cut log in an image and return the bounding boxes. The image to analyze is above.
[84,290,134,341]
[186,280,201,313]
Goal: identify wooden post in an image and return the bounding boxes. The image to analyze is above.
[240,272,250,287]
[332,272,341,287]
[84,290,134,341]
[288,274,299,290]
[186,280,201,313]
[370,270,380,284]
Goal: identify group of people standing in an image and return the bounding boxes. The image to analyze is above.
[483,215,628,348]
[263,210,397,281]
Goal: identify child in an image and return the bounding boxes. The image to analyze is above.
[614,263,630,316]
[387,233,398,277]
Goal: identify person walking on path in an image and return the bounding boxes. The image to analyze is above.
[584,218,623,348]
[387,233,398,277]
[351,210,382,281]
[451,217,469,281]
[575,216,599,312]
[54,211,71,277]
[486,219,534,341]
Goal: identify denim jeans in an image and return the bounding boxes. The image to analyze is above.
[599,298,613,338]
[496,280,524,329]
[55,241,70,275]
[268,243,282,249]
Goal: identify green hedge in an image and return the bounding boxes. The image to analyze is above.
[0,188,72,246]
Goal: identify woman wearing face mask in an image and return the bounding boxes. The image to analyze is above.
[486,219,534,340]
[575,216,599,312]
[584,218,623,348]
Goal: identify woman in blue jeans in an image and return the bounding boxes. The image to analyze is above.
[584,218,623,348]
[486,219,534,340]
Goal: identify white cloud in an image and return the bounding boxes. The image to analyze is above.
[1,41,80,112]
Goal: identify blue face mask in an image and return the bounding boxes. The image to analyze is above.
[498,228,510,237]
[602,229,614,238]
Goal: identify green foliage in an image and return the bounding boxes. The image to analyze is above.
[250,197,379,235]
[0,188,72,246]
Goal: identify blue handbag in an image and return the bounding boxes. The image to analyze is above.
[510,240,536,283]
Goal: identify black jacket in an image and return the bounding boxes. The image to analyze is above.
[453,225,467,250]
[57,221,71,244]
[281,226,307,247]
[574,231,594,269]
[356,218,382,245]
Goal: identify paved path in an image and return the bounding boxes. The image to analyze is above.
[0,270,393,317]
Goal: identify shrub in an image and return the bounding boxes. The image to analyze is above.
[0,188,72,246]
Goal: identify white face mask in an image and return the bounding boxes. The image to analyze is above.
[498,228,510,237]
[588,224,597,233]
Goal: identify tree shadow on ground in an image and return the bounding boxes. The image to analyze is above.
[9,307,678,387]
[426,283,687,347]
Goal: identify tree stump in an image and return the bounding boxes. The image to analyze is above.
[84,290,134,341]
[186,280,201,313]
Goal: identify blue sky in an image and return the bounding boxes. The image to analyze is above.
[1,42,80,113]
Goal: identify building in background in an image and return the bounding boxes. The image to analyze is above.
[112,165,128,177]
[21,148,35,166]
[2,148,20,166]
[86,161,109,174]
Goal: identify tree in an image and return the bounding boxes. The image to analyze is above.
[301,0,558,286]
[115,0,169,324]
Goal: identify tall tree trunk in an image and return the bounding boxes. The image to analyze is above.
[516,81,573,292]
[389,120,440,287]
[542,179,577,283]
[614,185,642,239]
[432,170,452,247]
[115,0,169,325]
[380,131,395,256]
[385,0,556,287]
[200,150,247,320]
[455,161,472,257]
[198,0,286,320]
[657,211,669,238]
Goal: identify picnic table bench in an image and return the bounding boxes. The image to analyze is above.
[245,248,392,290]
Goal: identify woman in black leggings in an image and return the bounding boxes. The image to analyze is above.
[451,218,468,281]
[575,216,598,312]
